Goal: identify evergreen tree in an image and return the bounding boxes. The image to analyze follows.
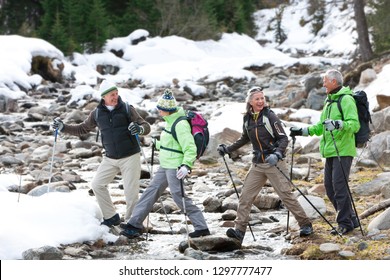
[50,11,68,52]
[119,0,161,37]
[85,0,110,53]
[368,0,390,54]
[38,0,62,39]
[273,5,287,44]
[203,0,256,35]
[62,0,84,52]
[0,0,43,35]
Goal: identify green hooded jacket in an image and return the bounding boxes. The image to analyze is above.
[156,107,197,169]
[308,86,360,158]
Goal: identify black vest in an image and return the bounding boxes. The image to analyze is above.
[96,98,140,159]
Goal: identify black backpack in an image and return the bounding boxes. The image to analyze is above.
[335,91,372,147]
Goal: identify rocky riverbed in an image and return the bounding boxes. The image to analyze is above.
[2,61,390,260]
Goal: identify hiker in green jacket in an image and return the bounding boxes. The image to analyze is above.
[120,89,210,239]
[290,69,360,235]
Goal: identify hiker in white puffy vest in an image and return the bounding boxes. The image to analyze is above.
[52,80,151,227]
[120,89,210,239]
[290,69,360,235]
[217,87,313,243]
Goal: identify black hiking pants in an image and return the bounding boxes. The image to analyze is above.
[324,156,355,230]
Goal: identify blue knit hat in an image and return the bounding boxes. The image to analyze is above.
[156,89,177,112]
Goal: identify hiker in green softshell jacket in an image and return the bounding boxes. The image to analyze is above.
[120,89,210,239]
[290,69,360,235]
[155,107,196,171]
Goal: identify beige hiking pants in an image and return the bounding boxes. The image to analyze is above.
[235,161,311,232]
[91,153,141,221]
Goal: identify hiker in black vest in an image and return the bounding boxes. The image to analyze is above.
[217,87,313,243]
[52,80,151,227]
[290,69,360,235]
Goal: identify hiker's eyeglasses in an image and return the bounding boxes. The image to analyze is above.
[248,87,263,93]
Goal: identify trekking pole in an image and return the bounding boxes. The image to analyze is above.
[286,136,297,234]
[329,131,364,236]
[275,165,342,237]
[222,155,256,241]
[180,178,191,248]
[135,134,173,236]
[48,128,58,190]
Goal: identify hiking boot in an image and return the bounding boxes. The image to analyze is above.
[120,222,134,230]
[120,224,142,239]
[330,226,353,236]
[189,228,211,238]
[352,217,360,228]
[226,228,245,243]
[299,223,313,237]
[101,213,121,227]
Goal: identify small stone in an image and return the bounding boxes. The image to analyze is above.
[319,243,340,253]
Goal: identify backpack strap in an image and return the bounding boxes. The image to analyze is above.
[244,108,275,139]
[168,116,188,142]
[325,95,345,120]
[336,95,345,120]
[160,115,188,155]
[125,102,131,122]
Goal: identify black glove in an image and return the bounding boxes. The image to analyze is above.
[265,151,282,166]
[290,127,302,137]
[290,127,308,137]
[128,122,143,135]
[52,117,64,131]
[217,144,229,156]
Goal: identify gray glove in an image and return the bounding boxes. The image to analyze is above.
[128,122,144,135]
[52,117,64,131]
[217,144,229,156]
[323,119,343,131]
[265,151,283,166]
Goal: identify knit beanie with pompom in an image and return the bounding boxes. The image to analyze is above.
[156,89,177,112]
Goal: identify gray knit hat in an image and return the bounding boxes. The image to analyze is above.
[156,89,177,112]
[99,80,118,97]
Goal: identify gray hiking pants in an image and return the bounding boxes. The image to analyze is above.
[128,167,208,231]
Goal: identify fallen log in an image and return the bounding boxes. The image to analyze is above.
[360,198,390,219]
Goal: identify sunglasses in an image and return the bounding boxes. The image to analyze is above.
[249,87,263,93]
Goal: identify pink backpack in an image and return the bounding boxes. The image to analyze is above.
[170,111,209,159]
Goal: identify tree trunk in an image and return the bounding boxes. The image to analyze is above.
[354,0,374,61]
